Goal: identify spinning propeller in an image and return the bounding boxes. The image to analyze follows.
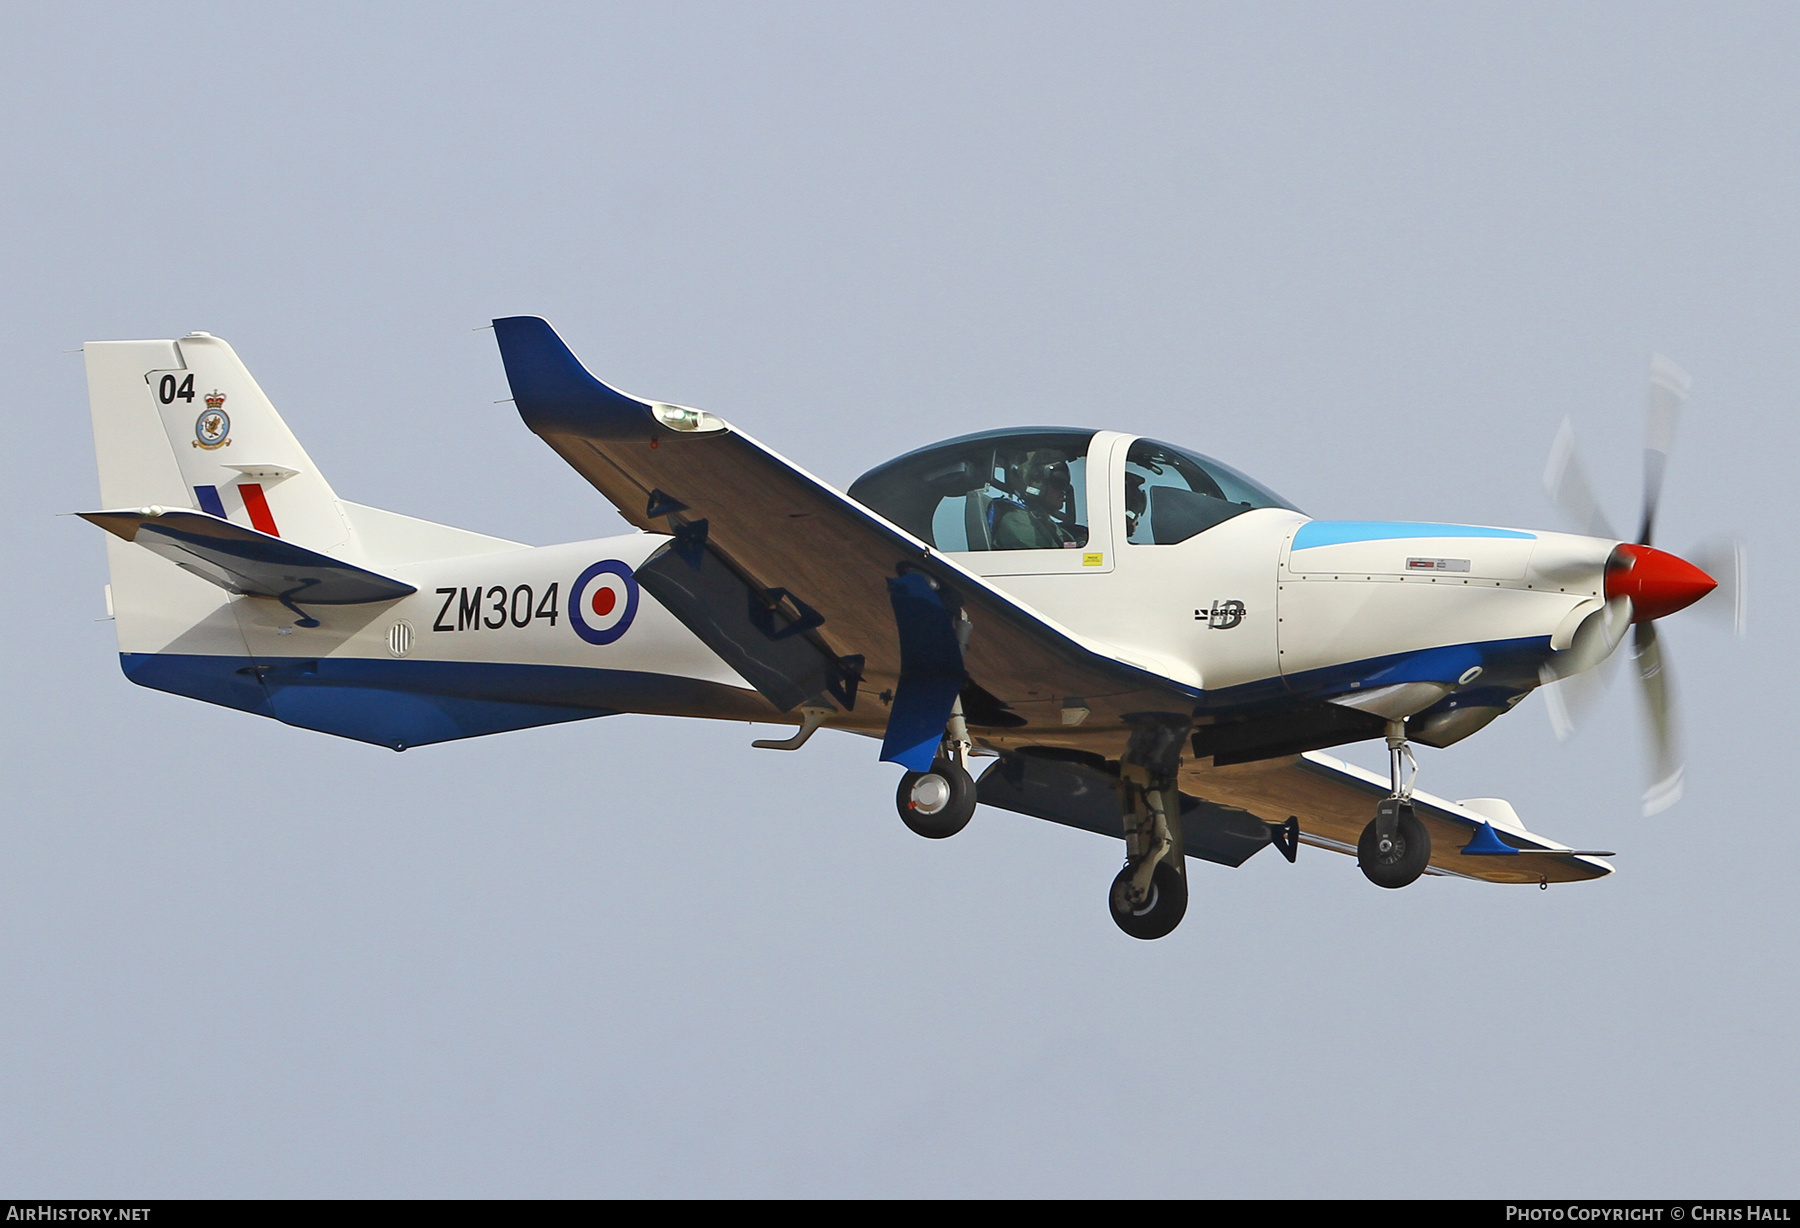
[1540,356,1747,815]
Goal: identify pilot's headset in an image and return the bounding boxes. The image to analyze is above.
[1015,451,1072,512]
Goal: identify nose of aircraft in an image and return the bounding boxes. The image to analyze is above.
[1605,543,1718,622]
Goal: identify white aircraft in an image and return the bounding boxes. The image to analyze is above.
[78,320,1741,938]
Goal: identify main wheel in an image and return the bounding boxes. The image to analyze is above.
[1108,860,1188,940]
[1357,805,1431,888]
[896,759,976,839]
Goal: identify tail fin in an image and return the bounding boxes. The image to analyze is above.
[86,332,523,569]
[86,332,351,552]
[84,331,523,659]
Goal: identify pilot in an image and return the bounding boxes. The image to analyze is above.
[990,450,1086,550]
[1124,471,1148,541]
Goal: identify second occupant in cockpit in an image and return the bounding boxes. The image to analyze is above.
[989,449,1088,550]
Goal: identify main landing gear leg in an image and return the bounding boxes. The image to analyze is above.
[1359,719,1431,888]
[1108,721,1189,940]
[895,698,977,839]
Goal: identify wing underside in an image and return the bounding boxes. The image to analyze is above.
[976,749,1609,883]
[1187,751,1612,883]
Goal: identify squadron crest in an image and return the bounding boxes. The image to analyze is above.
[193,393,230,449]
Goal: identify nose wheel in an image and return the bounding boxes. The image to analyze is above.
[896,759,976,839]
[1358,720,1432,888]
[1358,799,1430,888]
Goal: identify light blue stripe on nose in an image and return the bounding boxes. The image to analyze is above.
[1292,521,1536,550]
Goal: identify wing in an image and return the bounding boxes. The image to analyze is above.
[493,317,1198,767]
[1184,751,1613,884]
[973,748,1609,883]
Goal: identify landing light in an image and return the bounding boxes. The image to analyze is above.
[653,402,723,433]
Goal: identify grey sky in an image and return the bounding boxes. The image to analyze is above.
[1,1,1794,1196]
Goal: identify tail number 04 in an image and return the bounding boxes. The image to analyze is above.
[157,374,197,404]
[432,584,560,633]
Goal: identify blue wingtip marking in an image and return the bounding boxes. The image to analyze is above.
[1460,822,1520,856]
[491,316,655,438]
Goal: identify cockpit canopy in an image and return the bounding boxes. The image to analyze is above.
[849,427,1297,553]
[849,428,1095,553]
[1121,437,1299,545]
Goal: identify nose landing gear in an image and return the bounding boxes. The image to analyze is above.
[1359,797,1430,888]
[1358,719,1432,888]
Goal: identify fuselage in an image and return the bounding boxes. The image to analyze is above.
[91,343,1642,762]
[848,426,1624,754]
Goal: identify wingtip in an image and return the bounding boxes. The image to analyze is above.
[490,317,652,438]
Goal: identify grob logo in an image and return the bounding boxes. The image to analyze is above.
[1196,599,1246,630]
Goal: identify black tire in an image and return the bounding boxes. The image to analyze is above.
[1357,806,1431,888]
[896,759,976,839]
[1108,860,1188,940]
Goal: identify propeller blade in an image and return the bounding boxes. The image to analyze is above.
[1631,620,1684,816]
[1542,595,1634,682]
[1544,419,1619,541]
[1685,535,1747,637]
[1539,647,1619,740]
[1539,595,1629,739]
[1637,355,1690,546]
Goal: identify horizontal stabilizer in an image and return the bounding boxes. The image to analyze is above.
[80,509,416,620]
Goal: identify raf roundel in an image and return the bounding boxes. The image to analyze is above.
[568,559,639,645]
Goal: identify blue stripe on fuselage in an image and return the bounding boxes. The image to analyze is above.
[1174,635,1555,718]
[120,632,1557,754]
[1274,635,1552,700]
[119,653,767,751]
[1291,521,1536,550]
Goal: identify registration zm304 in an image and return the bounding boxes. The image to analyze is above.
[77,322,1743,938]
[432,584,561,632]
